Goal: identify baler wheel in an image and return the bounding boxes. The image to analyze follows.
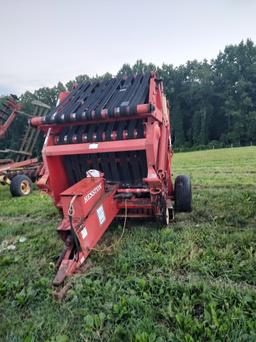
[174,175,192,212]
[10,174,32,197]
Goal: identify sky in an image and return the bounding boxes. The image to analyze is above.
[0,0,255,95]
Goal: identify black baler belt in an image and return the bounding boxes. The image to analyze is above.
[91,154,100,171]
[70,156,82,183]
[64,156,76,186]
[80,154,90,176]
[105,122,115,140]
[58,127,69,145]
[78,81,109,119]
[72,82,100,121]
[80,81,109,116]
[94,77,123,116]
[96,123,106,142]
[109,153,120,182]
[120,152,131,183]
[117,121,127,140]
[137,151,147,179]
[115,75,142,113]
[119,75,142,110]
[77,155,85,179]
[100,153,112,180]
[90,79,117,117]
[129,73,150,107]
[45,73,151,124]
[87,124,96,142]
[55,83,90,123]
[129,152,141,183]
[107,76,133,114]
[137,120,145,138]
[127,120,137,139]
[67,126,76,144]
[76,125,85,144]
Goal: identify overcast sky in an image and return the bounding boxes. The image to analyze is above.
[0,0,255,95]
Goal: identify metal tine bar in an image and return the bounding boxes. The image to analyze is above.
[28,106,49,153]
[17,104,45,161]
[29,129,41,154]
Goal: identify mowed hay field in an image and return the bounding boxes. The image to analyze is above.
[0,147,256,341]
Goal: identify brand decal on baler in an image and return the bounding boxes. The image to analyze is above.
[84,184,102,203]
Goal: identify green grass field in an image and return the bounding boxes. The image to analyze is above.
[0,147,256,341]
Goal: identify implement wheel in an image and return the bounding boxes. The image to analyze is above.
[175,175,192,212]
[10,174,32,197]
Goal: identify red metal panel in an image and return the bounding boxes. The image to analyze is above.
[45,138,147,156]
[53,183,119,284]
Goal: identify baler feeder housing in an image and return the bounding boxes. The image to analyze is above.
[32,73,191,284]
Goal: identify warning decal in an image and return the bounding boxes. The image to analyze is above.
[96,205,106,225]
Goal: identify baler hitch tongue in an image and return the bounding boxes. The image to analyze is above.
[53,176,119,285]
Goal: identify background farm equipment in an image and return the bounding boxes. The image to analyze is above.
[31,73,192,284]
[0,96,50,196]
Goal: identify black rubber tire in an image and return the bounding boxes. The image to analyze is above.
[10,174,32,197]
[175,175,192,212]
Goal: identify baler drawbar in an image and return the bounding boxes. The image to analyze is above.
[31,73,192,284]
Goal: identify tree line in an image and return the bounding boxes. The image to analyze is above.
[1,39,256,157]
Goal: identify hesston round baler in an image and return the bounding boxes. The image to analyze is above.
[31,73,192,285]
